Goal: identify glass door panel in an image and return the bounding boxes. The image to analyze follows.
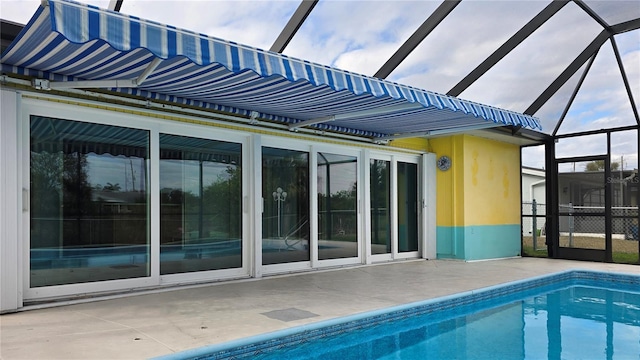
[262,147,310,265]
[159,134,242,275]
[317,152,358,260]
[370,159,391,255]
[30,116,150,287]
[398,162,418,252]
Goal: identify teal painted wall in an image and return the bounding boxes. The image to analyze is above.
[436,226,465,259]
[464,224,521,260]
[437,224,520,260]
[431,135,522,261]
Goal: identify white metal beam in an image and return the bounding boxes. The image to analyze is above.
[33,57,162,91]
[38,79,138,90]
[136,58,163,86]
[378,121,501,141]
[288,103,424,130]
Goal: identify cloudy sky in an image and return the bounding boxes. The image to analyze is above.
[2,0,639,170]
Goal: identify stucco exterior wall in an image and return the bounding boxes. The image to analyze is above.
[431,134,522,261]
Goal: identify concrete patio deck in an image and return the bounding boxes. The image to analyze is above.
[1,257,639,359]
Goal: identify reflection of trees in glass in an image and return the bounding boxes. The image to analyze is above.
[31,152,63,192]
[30,116,151,285]
[30,151,94,247]
[370,160,390,247]
[370,161,389,208]
[317,154,357,243]
[203,166,242,239]
[318,185,357,241]
[62,153,93,246]
[32,150,149,249]
[103,182,122,191]
[319,187,357,210]
[585,160,619,171]
[398,162,418,252]
[31,152,64,249]
[160,165,242,241]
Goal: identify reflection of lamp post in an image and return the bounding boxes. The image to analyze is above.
[272,187,287,238]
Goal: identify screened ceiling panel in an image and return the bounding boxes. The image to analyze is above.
[615,32,640,109]
[533,62,587,133]
[389,0,549,95]
[459,2,603,117]
[582,0,640,26]
[283,0,441,76]
[557,40,639,135]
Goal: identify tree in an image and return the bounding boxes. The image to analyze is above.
[31,152,64,248]
[584,160,619,171]
[103,182,122,191]
[203,166,242,238]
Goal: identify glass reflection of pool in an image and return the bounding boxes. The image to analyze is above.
[155,270,640,360]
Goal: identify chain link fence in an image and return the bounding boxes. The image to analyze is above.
[522,200,546,251]
[522,201,639,253]
[557,204,638,240]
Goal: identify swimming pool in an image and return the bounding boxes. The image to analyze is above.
[155,270,640,360]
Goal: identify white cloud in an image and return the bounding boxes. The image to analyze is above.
[332,44,399,76]
[458,3,603,113]
[283,1,441,71]
[391,0,550,94]
[521,145,545,170]
[557,40,638,135]
[122,0,298,50]
[1,0,48,24]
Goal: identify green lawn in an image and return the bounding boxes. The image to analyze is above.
[522,244,639,265]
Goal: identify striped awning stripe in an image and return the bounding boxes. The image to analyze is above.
[1,0,542,138]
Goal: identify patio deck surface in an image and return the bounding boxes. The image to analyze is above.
[1,257,639,359]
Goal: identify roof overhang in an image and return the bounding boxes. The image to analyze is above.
[1,0,542,141]
[467,125,551,146]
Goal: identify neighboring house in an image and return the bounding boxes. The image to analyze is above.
[557,169,639,238]
[520,166,639,239]
[522,167,546,203]
[521,167,546,236]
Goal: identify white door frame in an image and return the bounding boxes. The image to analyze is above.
[313,145,362,268]
[366,151,428,261]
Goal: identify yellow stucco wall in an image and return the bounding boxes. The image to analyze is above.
[388,137,430,152]
[430,135,465,227]
[430,134,521,227]
[462,135,521,226]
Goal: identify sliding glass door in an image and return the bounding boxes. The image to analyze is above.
[368,155,420,260]
[262,147,310,265]
[25,105,427,302]
[30,116,150,287]
[317,152,358,260]
[370,159,391,255]
[398,161,419,253]
[159,134,243,274]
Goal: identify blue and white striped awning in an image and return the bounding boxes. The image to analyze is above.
[1,0,542,139]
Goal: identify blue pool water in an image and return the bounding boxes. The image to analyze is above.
[156,271,640,360]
